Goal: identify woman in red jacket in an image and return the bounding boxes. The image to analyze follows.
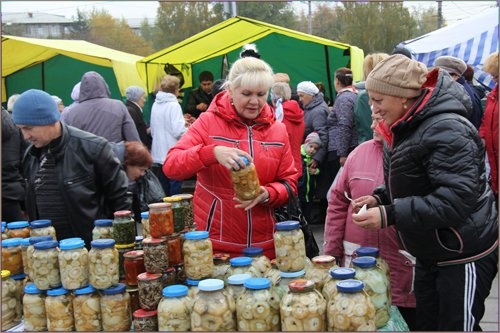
[163,57,298,258]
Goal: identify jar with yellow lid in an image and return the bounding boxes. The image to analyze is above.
[23,283,47,331]
[304,255,338,290]
[116,242,135,280]
[30,219,57,239]
[148,202,174,238]
[172,193,194,229]
[163,196,185,233]
[231,156,261,200]
[1,270,22,330]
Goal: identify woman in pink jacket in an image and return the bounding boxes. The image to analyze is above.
[323,111,416,329]
[163,57,297,258]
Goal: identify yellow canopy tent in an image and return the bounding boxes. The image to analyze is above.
[2,35,145,104]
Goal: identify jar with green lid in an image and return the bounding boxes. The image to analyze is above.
[242,247,272,277]
[226,256,260,280]
[143,237,169,273]
[212,253,231,280]
[327,279,376,331]
[45,287,75,331]
[1,237,23,276]
[100,283,131,331]
[73,285,102,331]
[305,255,338,290]
[172,193,194,229]
[89,239,119,289]
[58,238,89,290]
[140,211,150,238]
[274,269,306,300]
[6,221,30,238]
[20,237,31,278]
[274,221,306,272]
[137,272,163,310]
[133,309,158,332]
[167,233,182,266]
[231,156,261,200]
[354,246,391,281]
[116,242,135,280]
[352,256,390,328]
[280,279,326,331]
[148,202,174,238]
[191,278,236,331]
[227,273,252,303]
[183,231,214,280]
[157,284,191,331]
[112,210,136,245]
[236,277,280,331]
[32,240,61,290]
[23,283,47,331]
[322,267,356,302]
[26,235,53,281]
[92,219,113,240]
[30,219,57,239]
[163,196,185,232]
[1,270,21,331]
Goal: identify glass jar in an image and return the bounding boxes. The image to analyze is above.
[112,210,136,245]
[212,253,231,280]
[186,277,201,300]
[88,239,119,289]
[354,246,391,281]
[1,270,21,331]
[305,255,338,291]
[30,219,57,239]
[137,272,163,310]
[140,211,150,238]
[352,256,391,328]
[123,250,146,287]
[32,240,61,290]
[191,279,236,331]
[236,277,280,331]
[274,269,306,300]
[172,193,195,229]
[133,309,158,332]
[20,237,31,278]
[157,284,192,331]
[73,285,102,331]
[27,235,53,281]
[167,233,182,266]
[10,273,27,316]
[183,231,214,280]
[58,238,89,290]
[100,283,131,331]
[327,279,376,331]
[127,286,140,316]
[142,237,169,273]
[135,235,144,250]
[116,242,135,280]
[6,221,30,238]
[23,283,47,331]
[274,221,306,272]
[231,156,261,200]
[45,287,75,331]
[322,267,356,302]
[1,225,7,240]
[161,267,177,288]
[163,196,185,233]
[227,256,260,279]
[174,262,187,285]
[243,247,272,277]
[227,273,252,303]
[92,219,113,240]
[148,202,174,238]
[280,279,327,331]
[1,237,23,276]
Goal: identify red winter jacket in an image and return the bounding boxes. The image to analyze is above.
[479,84,498,194]
[163,91,298,258]
[281,100,305,181]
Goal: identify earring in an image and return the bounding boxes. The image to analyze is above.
[230,98,234,106]
[403,104,407,110]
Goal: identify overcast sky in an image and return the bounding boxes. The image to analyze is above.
[1,1,497,24]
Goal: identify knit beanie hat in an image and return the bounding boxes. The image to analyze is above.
[297,81,319,95]
[305,132,322,147]
[365,54,428,98]
[12,89,60,126]
[434,56,467,76]
[125,85,145,102]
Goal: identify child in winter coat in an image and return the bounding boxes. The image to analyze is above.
[298,132,322,223]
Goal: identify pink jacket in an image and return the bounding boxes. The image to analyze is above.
[324,139,416,308]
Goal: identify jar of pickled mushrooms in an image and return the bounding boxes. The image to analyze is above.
[6,221,30,239]
[242,247,272,277]
[88,239,119,289]
[45,287,75,331]
[58,238,89,290]
[73,284,102,331]
[142,237,169,273]
[137,272,163,311]
[1,238,23,276]
[92,219,113,240]
[322,267,356,302]
[274,221,306,272]
[1,270,21,331]
[30,219,57,239]
[100,283,131,331]
[227,273,252,303]
[157,284,191,331]
[133,309,158,332]
[305,255,338,290]
[23,283,47,331]
[32,240,61,290]
[183,231,214,280]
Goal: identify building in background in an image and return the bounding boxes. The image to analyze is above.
[2,12,74,38]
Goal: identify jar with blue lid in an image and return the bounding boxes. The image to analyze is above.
[140,211,150,238]
[58,238,89,290]
[45,287,75,331]
[73,284,102,331]
[354,246,390,280]
[23,283,47,331]
[1,225,7,240]
[352,256,390,328]
[100,283,131,331]
[30,219,57,239]
[1,237,23,276]
[10,272,27,319]
[183,231,214,279]
[191,278,236,331]
[92,219,113,240]
[327,279,376,331]
[6,221,30,238]
[227,256,259,279]
[231,156,261,200]
[243,246,272,277]
[26,235,53,280]
[89,239,119,289]
[227,273,252,302]
[186,277,201,299]
[157,284,191,331]
[322,267,356,302]
[274,221,306,272]
[32,240,61,290]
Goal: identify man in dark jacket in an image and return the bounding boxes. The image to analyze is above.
[185,70,214,119]
[13,89,131,247]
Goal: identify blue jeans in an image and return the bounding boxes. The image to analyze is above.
[152,164,183,196]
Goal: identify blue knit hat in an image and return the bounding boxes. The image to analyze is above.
[12,89,60,126]
[125,85,145,102]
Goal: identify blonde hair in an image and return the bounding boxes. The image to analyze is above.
[273,72,290,83]
[225,57,274,91]
[483,52,499,76]
[271,82,292,101]
[363,53,390,80]
[7,94,20,112]
[159,75,180,93]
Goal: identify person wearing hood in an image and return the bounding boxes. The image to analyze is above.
[61,71,140,143]
[351,54,498,331]
[163,57,297,258]
[61,82,81,117]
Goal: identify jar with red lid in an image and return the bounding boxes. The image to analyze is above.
[123,250,146,287]
[112,210,136,245]
[133,309,158,332]
[6,221,30,238]
[167,233,182,266]
[212,253,231,280]
[305,255,338,290]
[148,202,174,238]
[142,237,169,273]
[137,272,163,310]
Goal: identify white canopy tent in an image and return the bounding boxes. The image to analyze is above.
[397,7,498,88]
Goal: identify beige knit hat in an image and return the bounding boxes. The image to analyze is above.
[434,56,467,76]
[366,54,428,98]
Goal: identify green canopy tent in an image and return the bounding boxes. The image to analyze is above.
[2,35,146,106]
[137,16,364,120]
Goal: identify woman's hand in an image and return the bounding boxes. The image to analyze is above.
[351,195,378,213]
[234,186,269,211]
[214,146,253,170]
[351,207,382,230]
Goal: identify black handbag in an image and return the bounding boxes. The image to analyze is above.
[275,181,320,259]
[136,169,166,212]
